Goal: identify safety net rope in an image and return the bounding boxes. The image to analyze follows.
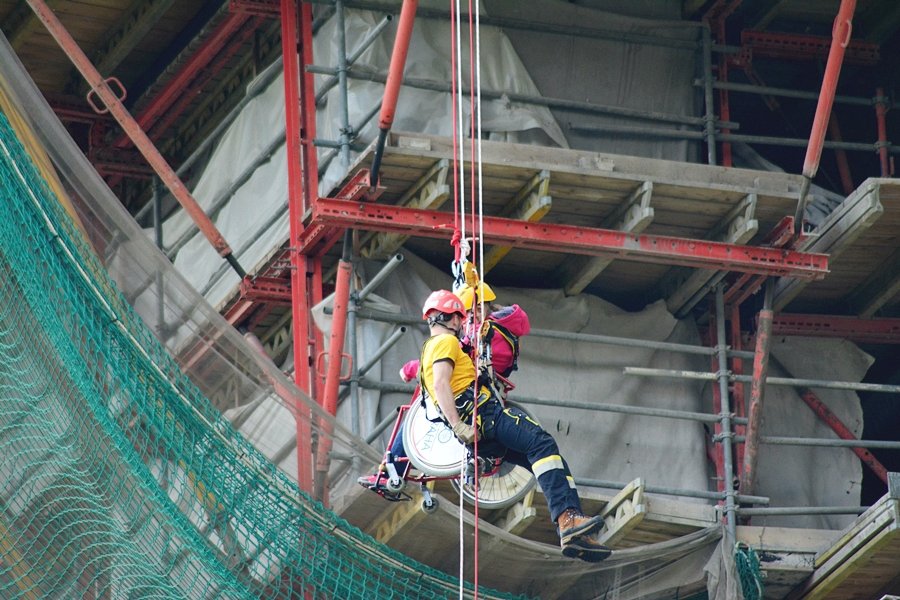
[0,105,525,599]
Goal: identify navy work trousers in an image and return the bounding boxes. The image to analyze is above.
[478,399,582,523]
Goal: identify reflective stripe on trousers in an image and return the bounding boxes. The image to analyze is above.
[479,399,582,523]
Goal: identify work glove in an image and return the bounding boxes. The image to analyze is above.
[399,359,420,383]
[451,420,479,445]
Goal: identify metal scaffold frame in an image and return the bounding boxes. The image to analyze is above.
[28,0,899,532]
[280,0,842,518]
[320,271,900,525]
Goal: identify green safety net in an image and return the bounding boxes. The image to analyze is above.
[735,544,764,600]
[0,105,525,598]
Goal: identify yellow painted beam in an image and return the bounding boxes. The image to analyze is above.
[483,171,551,274]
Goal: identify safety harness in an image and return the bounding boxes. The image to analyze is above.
[482,320,519,378]
[418,335,493,425]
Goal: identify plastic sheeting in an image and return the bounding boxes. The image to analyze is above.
[310,251,868,533]
[161,3,714,308]
[487,0,702,160]
[162,6,567,306]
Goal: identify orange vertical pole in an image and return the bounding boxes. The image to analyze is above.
[740,280,775,498]
[315,234,352,505]
[369,0,419,187]
[795,0,857,232]
[802,0,857,180]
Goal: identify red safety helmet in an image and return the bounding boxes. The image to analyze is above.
[422,289,466,321]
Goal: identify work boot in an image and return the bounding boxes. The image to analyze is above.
[561,534,612,563]
[557,508,604,546]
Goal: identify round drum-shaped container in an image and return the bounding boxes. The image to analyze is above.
[402,398,466,477]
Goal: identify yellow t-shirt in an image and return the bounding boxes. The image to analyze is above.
[420,333,476,402]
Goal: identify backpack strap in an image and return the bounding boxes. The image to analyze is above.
[487,321,519,377]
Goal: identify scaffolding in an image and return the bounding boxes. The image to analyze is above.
[13,0,900,597]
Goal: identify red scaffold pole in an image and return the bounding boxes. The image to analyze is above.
[794,0,857,233]
[282,0,315,493]
[316,233,353,506]
[25,0,245,277]
[369,0,419,188]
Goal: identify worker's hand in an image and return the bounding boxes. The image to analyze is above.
[451,420,479,445]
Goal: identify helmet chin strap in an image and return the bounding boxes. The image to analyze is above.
[441,322,462,337]
[428,314,461,337]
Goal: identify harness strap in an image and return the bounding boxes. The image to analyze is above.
[486,321,519,377]
[420,386,494,424]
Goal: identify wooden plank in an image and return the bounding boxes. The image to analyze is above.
[563,181,655,295]
[802,528,900,599]
[775,180,885,311]
[737,526,841,554]
[789,497,900,599]
[483,170,552,272]
[385,132,803,198]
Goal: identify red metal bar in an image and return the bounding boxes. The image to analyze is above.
[875,87,892,177]
[797,389,888,485]
[802,0,857,181]
[740,306,772,495]
[315,246,352,506]
[304,197,829,279]
[26,0,241,267]
[704,1,741,168]
[302,169,382,257]
[378,0,418,131]
[827,113,855,194]
[300,0,324,425]
[48,94,116,126]
[282,0,313,492]
[740,29,878,65]
[239,276,293,304]
[771,314,900,344]
[114,11,250,148]
[723,217,808,308]
[147,17,263,143]
[298,1,319,210]
[230,0,280,17]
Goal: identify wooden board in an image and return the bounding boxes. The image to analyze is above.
[337,480,722,599]
[781,179,900,317]
[789,494,900,599]
[340,131,812,308]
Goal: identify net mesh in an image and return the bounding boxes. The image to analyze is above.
[735,543,763,600]
[0,106,523,599]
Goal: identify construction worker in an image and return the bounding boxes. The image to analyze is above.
[362,282,527,489]
[399,280,528,387]
[415,289,610,562]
